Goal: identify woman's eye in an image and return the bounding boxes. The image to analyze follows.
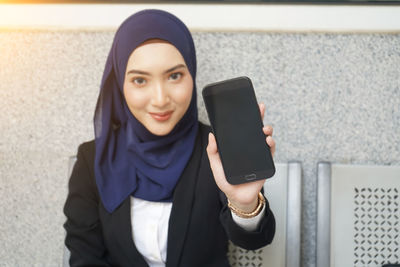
[169,72,182,81]
[133,77,146,85]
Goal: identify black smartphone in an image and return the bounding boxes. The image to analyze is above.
[202,76,275,185]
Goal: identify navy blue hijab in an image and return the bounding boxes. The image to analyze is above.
[94,9,198,213]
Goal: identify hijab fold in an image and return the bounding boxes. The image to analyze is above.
[94,9,198,213]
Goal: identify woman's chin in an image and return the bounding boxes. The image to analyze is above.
[146,123,175,136]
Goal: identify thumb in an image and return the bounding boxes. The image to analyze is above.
[206,132,218,155]
[206,132,229,187]
[206,133,223,174]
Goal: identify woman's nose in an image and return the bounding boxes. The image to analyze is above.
[151,82,170,107]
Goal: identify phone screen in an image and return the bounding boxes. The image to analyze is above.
[202,77,275,184]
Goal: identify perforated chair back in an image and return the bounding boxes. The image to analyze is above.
[227,162,302,267]
[317,162,400,267]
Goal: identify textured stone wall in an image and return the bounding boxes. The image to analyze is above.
[1,29,399,266]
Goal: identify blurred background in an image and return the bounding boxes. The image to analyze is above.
[0,1,399,266]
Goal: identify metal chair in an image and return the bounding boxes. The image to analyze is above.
[62,156,76,267]
[317,162,400,267]
[227,162,302,267]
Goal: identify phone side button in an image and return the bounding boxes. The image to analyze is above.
[244,173,257,181]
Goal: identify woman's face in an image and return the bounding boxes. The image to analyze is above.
[123,40,193,136]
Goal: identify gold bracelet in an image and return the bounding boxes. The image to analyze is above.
[228,192,265,219]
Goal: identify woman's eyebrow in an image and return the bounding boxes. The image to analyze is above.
[126,64,186,76]
[126,69,150,75]
[164,64,186,74]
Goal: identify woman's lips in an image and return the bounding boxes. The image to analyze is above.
[149,111,173,121]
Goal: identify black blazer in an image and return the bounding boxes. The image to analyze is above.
[63,122,275,267]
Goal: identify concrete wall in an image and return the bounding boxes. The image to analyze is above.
[1,29,399,266]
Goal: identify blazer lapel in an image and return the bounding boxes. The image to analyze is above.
[166,130,203,267]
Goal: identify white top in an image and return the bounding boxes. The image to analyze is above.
[130,196,265,267]
[131,197,172,267]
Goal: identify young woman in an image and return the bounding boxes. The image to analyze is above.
[64,9,276,267]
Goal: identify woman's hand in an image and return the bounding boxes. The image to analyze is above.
[206,103,275,213]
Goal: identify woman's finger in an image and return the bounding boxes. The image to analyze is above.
[266,135,276,157]
[263,125,273,137]
[259,103,265,121]
[206,132,218,155]
[206,133,235,198]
